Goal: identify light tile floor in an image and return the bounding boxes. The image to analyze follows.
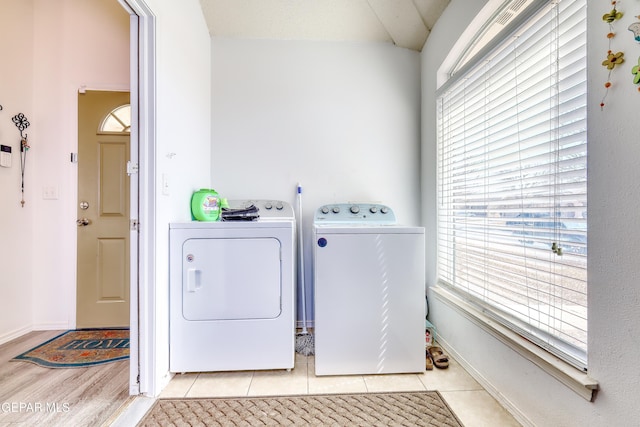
[158,352,522,427]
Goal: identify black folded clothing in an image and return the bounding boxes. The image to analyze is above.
[221,204,260,221]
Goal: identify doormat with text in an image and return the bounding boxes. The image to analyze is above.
[11,328,129,368]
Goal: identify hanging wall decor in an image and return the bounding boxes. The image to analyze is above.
[12,113,30,207]
[601,1,625,109]
[630,16,640,91]
[632,56,640,85]
[629,19,640,43]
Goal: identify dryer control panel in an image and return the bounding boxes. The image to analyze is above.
[228,200,294,220]
[314,203,397,225]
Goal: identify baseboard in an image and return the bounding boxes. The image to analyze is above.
[32,322,71,331]
[436,335,535,427]
[0,322,71,346]
[0,325,33,346]
[110,396,156,427]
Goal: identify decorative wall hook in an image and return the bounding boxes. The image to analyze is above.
[12,113,30,141]
[12,113,31,207]
[629,21,640,43]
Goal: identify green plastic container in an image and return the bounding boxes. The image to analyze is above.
[191,189,221,221]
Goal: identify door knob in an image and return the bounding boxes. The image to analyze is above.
[77,218,91,226]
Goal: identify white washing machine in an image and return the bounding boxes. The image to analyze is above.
[169,200,295,373]
[313,203,425,376]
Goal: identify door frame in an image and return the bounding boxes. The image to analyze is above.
[117,0,156,397]
[76,90,132,329]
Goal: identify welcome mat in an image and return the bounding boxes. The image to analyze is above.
[137,391,464,427]
[11,328,129,368]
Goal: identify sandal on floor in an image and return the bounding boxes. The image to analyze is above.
[428,346,449,369]
[425,350,434,370]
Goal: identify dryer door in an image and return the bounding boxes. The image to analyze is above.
[182,237,282,321]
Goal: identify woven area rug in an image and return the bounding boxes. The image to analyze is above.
[11,328,129,368]
[137,391,464,427]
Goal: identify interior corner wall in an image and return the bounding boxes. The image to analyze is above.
[0,0,130,343]
[422,0,640,425]
[0,0,36,344]
[210,38,422,324]
[142,0,212,396]
[29,0,130,331]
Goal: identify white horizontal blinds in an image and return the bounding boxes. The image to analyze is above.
[437,0,587,369]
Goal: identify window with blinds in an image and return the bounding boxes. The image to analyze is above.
[436,0,587,370]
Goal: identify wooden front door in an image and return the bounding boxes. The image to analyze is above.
[77,90,131,328]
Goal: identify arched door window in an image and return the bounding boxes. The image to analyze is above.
[100,104,131,133]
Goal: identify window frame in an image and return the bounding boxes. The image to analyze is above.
[435,0,588,371]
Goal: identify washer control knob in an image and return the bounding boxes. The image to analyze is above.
[369,206,378,214]
[350,205,360,214]
[332,206,341,214]
[321,206,329,214]
[276,202,284,210]
[380,206,389,214]
[265,202,273,210]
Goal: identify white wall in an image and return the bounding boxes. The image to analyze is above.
[0,0,129,341]
[32,0,131,330]
[210,38,422,323]
[0,0,35,342]
[141,0,212,395]
[0,0,213,397]
[422,0,640,425]
[586,0,640,422]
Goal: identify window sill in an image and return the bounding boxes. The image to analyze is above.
[432,285,598,402]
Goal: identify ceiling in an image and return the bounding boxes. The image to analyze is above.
[199,0,451,52]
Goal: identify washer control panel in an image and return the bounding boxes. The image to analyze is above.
[314,203,396,224]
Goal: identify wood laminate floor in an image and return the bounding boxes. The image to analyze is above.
[0,330,130,427]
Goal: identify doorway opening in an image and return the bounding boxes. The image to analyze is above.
[76,91,131,329]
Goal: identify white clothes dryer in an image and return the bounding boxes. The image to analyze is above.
[169,200,295,373]
[313,203,425,376]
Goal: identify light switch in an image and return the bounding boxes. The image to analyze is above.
[43,186,59,200]
[162,173,170,196]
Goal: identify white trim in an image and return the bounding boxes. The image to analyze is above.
[136,2,157,398]
[127,11,141,397]
[432,286,598,401]
[109,396,156,427]
[436,0,505,88]
[0,324,72,346]
[77,84,130,93]
[0,325,34,346]
[436,0,547,90]
[435,334,536,427]
[30,322,70,331]
[118,0,157,397]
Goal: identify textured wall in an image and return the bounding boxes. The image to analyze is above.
[422,0,640,424]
